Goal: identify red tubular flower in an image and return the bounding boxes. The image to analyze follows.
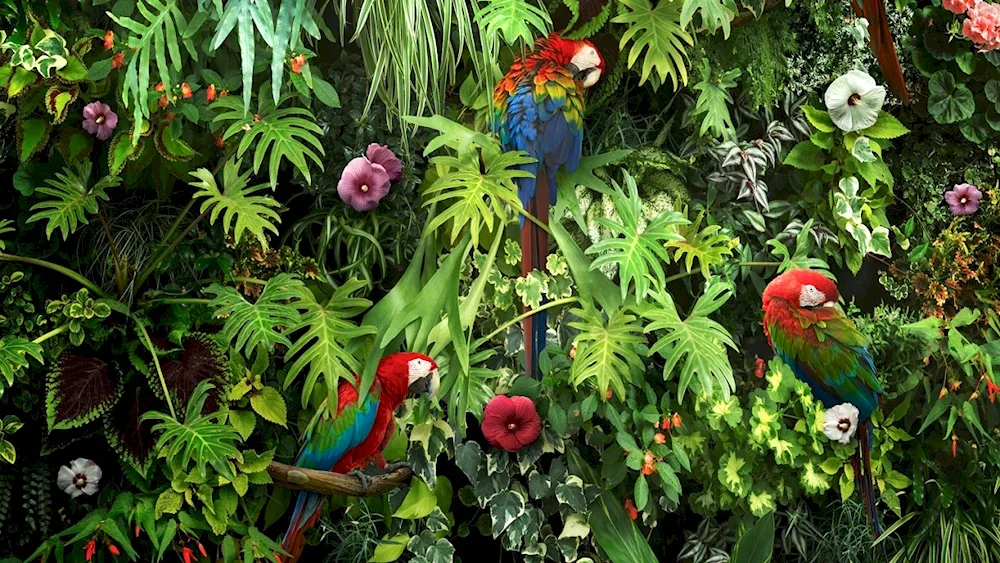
[103,31,114,51]
[987,377,1000,403]
[206,84,216,102]
[84,539,97,561]
[108,544,120,557]
[111,52,124,69]
[181,83,192,99]
[754,356,766,379]
[481,395,542,452]
[624,499,638,520]
[182,546,194,563]
[198,542,208,557]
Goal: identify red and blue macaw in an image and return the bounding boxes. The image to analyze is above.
[762,270,885,544]
[492,33,604,378]
[280,352,439,562]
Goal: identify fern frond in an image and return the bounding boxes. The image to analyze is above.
[586,171,687,301]
[568,304,645,400]
[189,159,281,249]
[213,89,325,188]
[26,160,120,240]
[612,0,693,90]
[204,273,304,356]
[107,0,191,141]
[640,282,736,402]
[283,279,376,408]
[665,210,739,279]
[142,380,242,480]
[563,0,615,38]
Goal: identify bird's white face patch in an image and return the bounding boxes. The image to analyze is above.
[571,46,602,87]
[799,284,826,308]
[407,358,433,386]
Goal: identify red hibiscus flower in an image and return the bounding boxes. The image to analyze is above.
[481,395,542,452]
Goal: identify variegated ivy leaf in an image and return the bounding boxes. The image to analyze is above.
[767,429,804,466]
[851,136,878,163]
[749,397,781,444]
[748,485,776,517]
[554,475,588,512]
[801,460,832,493]
[515,271,547,309]
[717,452,751,497]
[490,490,527,537]
[705,395,743,431]
[502,506,542,551]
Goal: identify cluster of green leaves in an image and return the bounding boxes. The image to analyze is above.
[911,6,1000,145]
[783,106,910,272]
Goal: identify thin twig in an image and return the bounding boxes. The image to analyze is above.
[267,461,413,496]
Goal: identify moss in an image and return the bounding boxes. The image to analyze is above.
[704,8,798,110]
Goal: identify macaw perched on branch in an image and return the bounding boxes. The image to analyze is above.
[851,0,909,104]
[492,33,604,378]
[280,352,439,562]
[762,270,886,544]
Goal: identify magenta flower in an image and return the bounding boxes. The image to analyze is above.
[81,102,118,141]
[945,184,983,216]
[338,157,391,211]
[365,143,403,181]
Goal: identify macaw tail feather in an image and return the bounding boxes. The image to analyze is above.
[852,0,909,104]
[280,490,325,563]
[854,421,889,562]
[521,173,550,379]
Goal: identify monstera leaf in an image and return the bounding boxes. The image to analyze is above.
[104,386,159,477]
[568,304,645,400]
[204,273,304,356]
[27,160,120,240]
[46,353,121,431]
[612,0,694,90]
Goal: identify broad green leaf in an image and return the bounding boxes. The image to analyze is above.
[680,0,737,39]
[311,76,340,108]
[370,534,409,562]
[860,111,909,139]
[204,273,304,356]
[927,70,975,124]
[783,140,826,171]
[666,210,738,279]
[189,159,281,248]
[249,387,287,427]
[18,118,50,162]
[801,106,835,132]
[690,59,741,138]
[568,304,645,400]
[613,0,694,90]
[731,511,774,563]
[394,479,437,519]
[588,491,658,563]
[0,337,44,388]
[27,160,119,240]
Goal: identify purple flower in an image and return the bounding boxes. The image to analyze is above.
[338,157,391,211]
[365,143,402,181]
[944,183,983,216]
[81,102,118,141]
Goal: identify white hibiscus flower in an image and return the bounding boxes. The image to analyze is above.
[56,458,102,498]
[824,70,886,132]
[823,403,860,444]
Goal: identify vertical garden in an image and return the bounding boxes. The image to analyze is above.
[0,0,999,561]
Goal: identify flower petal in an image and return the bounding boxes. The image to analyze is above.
[82,460,102,482]
[57,466,75,490]
[81,482,99,496]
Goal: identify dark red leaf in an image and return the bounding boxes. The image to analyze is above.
[160,335,227,411]
[104,385,158,477]
[46,353,121,431]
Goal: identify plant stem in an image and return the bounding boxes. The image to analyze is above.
[0,253,107,298]
[665,270,699,284]
[132,316,176,419]
[97,209,126,296]
[519,209,552,235]
[478,296,579,344]
[33,323,71,345]
[737,261,782,268]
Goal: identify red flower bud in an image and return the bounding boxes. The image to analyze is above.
[623,498,638,520]
[952,434,959,458]
[103,31,114,51]
[158,95,169,109]
[754,356,766,379]
[84,539,97,562]
[939,387,949,399]
[111,52,124,69]
[134,524,140,537]
[206,84,216,102]
[182,546,194,563]
[672,413,682,428]
[605,388,612,400]
[215,133,225,149]
[198,542,208,557]
[108,544,120,557]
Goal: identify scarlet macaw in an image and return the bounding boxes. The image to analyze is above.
[492,33,604,378]
[762,269,885,542]
[280,352,440,562]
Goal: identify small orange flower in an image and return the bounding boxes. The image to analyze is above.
[103,31,114,51]
[754,356,766,379]
[111,52,124,69]
[641,463,655,475]
[181,83,192,99]
[158,95,169,109]
[949,379,961,392]
[84,539,97,562]
[661,417,672,431]
[290,54,306,73]
[206,84,216,102]
[605,388,612,400]
[108,544,120,557]
[624,499,638,520]
[643,451,654,465]
[939,387,949,399]
[215,133,225,149]
[155,81,164,92]
[197,542,208,557]
[672,413,682,428]
[653,433,666,444]
[219,89,229,98]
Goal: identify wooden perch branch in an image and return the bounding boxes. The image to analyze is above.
[267,461,413,497]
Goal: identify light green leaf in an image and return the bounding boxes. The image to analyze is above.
[680,0,737,39]
[568,304,645,401]
[189,159,281,248]
[613,0,694,90]
[27,160,118,240]
[250,386,287,427]
[204,273,304,356]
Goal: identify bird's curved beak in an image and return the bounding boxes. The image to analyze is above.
[408,369,440,398]
[823,301,836,308]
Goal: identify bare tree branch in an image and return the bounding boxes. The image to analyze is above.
[267,461,413,497]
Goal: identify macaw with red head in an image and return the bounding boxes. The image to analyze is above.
[280,352,439,562]
[762,269,886,543]
[492,32,604,378]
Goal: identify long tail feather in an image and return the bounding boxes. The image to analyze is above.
[855,421,889,562]
[280,490,324,563]
[521,174,550,379]
[856,0,910,104]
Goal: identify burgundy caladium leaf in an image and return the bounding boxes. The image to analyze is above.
[104,386,158,477]
[159,334,228,411]
[46,353,121,431]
